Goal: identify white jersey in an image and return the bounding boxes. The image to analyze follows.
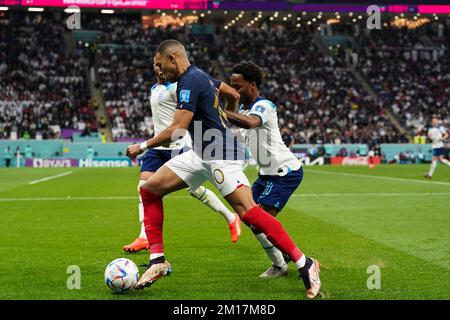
[150,82,192,150]
[428,126,446,149]
[239,98,301,176]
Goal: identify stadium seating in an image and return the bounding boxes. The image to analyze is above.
[0,12,95,140]
[219,25,407,145]
[1,11,448,145]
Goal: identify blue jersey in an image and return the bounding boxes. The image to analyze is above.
[176,65,243,161]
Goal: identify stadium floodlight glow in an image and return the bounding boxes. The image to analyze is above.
[157,9,161,13]
[358,15,363,20]
[297,17,301,21]
[283,17,287,21]
[302,11,307,16]
[317,27,321,31]
[296,23,301,28]
[349,12,353,17]
[317,15,322,19]
[207,10,211,14]
[162,12,166,16]
[174,10,178,13]
[269,17,274,21]
[200,13,205,17]
[28,7,44,12]
[352,18,357,22]
[193,10,197,14]
[101,9,114,14]
[435,16,439,20]
[288,13,292,18]
[64,7,80,13]
[224,25,228,30]
[312,18,317,22]
[231,19,235,23]
[337,15,341,19]
[0,6,9,11]
[307,21,311,25]
[177,13,181,17]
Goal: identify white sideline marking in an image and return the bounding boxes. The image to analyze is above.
[307,169,450,187]
[1,193,450,202]
[28,171,73,185]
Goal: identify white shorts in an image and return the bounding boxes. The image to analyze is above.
[164,149,250,196]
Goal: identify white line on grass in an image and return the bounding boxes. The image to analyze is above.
[1,192,450,202]
[306,169,450,186]
[28,171,73,185]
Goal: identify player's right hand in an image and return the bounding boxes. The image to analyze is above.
[126,144,144,160]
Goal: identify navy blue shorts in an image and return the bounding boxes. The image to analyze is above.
[139,148,188,173]
[252,167,303,212]
[432,148,446,157]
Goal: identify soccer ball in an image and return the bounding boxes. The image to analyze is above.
[104,258,139,293]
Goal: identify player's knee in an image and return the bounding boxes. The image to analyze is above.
[137,180,147,193]
[189,186,206,199]
[259,204,278,217]
[140,179,163,196]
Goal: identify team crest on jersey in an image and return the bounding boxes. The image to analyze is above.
[254,105,266,113]
[179,90,191,103]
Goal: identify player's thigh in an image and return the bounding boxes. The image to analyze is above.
[141,165,188,196]
[140,171,154,181]
[224,185,257,217]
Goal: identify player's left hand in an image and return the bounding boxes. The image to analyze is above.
[126,144,144,160]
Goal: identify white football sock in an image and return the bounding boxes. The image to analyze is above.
[255,233,286,267]
[441,159,450,166]
[150,253,164,260]
[428,160,437,176]
[189,186,236,224]
[294,254,306,269]
[138,180,147,239]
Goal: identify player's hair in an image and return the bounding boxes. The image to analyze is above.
[232,62,263,87]
[155,39,185,55]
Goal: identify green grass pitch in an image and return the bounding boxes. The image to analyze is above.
[0,164,449,300]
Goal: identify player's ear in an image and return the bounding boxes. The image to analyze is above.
[168,54,176,64]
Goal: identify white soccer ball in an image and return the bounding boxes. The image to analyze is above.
[104,258,139,293]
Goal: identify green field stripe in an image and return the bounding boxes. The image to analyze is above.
[285,198,450,271]
[307,169,450,187]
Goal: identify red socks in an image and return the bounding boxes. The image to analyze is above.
[242,206,303,262]
[140,187,164,255]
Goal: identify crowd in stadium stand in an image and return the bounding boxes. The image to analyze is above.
[337,22,450,137]
[1,11,449,146]
[0,12,95,140]
[219,25,407,145]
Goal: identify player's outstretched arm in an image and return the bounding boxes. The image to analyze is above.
[225,110,261,129]
[126,109,193,159]
[218,82,240,111]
